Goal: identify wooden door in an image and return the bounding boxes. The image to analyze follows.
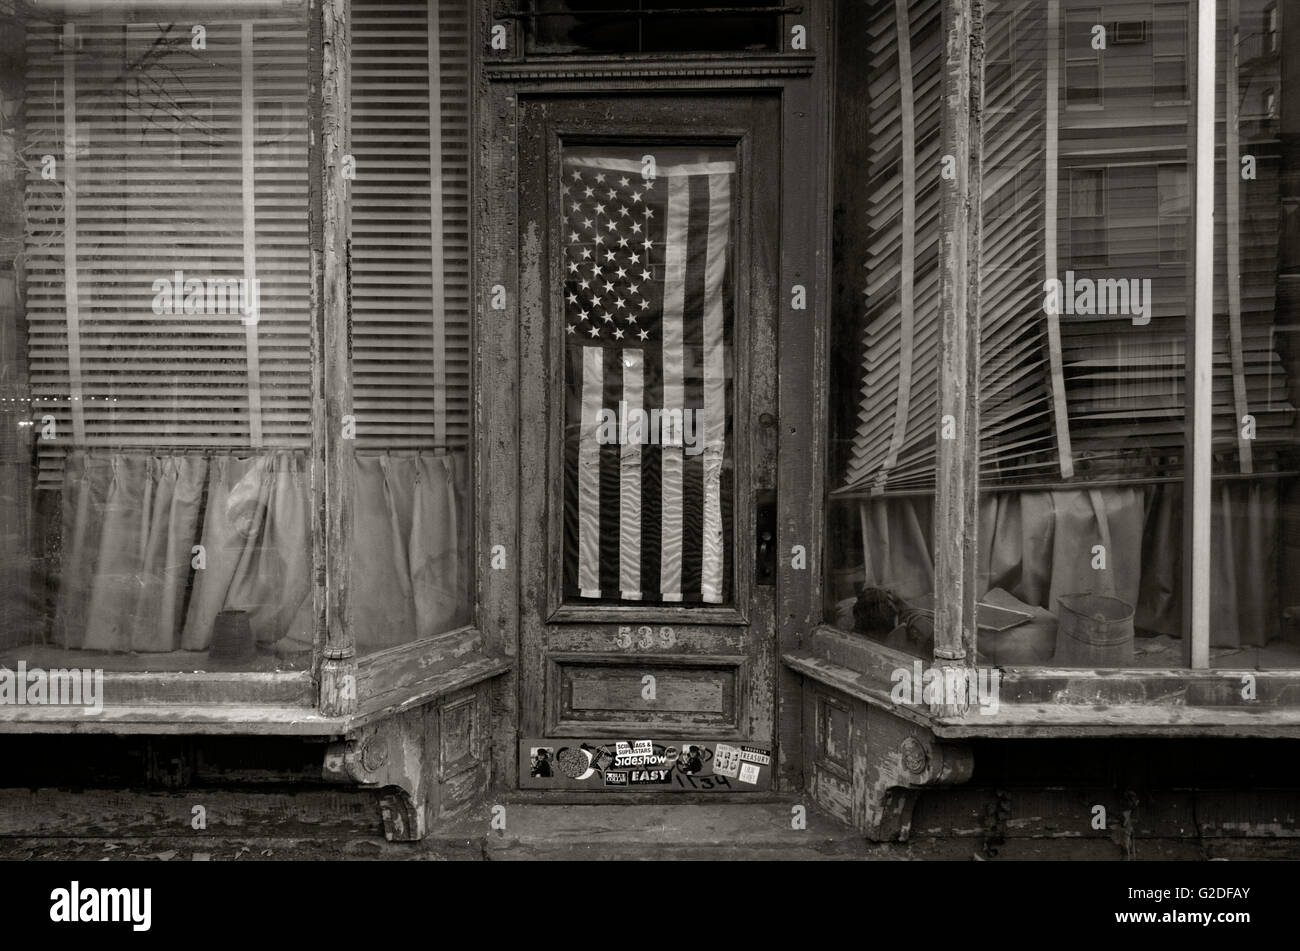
[516,94,780,793]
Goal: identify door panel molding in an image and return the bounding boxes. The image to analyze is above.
[550,653,746,733]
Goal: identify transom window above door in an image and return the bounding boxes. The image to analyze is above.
[510,0,786,53]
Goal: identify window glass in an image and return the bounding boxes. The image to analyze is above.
[1211,0,1300,669]
[828,0,1213,674]
[827,0,944,659]
[522,0,782,54]
[0,1,312,675]
[559,144,736,607]
[1066,5,1102,106]
[1069,168,1108,266]
[1153,2,1188,101]
[347,0,473,653]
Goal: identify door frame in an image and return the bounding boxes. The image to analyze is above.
[514,94,779,774]
[474,10,833,796]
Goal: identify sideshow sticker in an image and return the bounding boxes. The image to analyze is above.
[612,748,672,768]
[519,739,770,791]
[713,743,742,778]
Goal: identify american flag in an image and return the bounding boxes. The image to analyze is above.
[561,154,735,604]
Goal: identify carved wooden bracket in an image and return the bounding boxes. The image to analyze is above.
[322,705,437,841]
[321,681,492,841]
[861,705,974,842]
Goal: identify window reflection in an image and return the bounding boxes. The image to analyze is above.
[0,5,313,673]
[827,0,1300,671]
[1211,0,1299,668]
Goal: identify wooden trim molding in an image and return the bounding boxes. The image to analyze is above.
[484,56,815,82]
[932,0,978,689]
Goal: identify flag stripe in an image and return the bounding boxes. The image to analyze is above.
[640,342,664,600]
[659,174,690,602]
[599,345,622,598]
[701,172,731,603]
[578,344,603,598]
[681,175,709,601]
[620,349,644,599]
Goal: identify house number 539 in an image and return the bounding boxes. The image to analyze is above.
[616,626,675,650]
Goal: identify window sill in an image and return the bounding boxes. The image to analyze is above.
[929,702,1300,739]
[0,700,341,735]
[783,625,1300,740]
[0,627,511,735]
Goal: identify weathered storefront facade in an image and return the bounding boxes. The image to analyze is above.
[1,0,1299,857]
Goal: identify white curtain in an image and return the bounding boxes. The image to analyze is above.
[54,449,470,654]
[858,482,1279,648]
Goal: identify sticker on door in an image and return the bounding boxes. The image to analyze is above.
[519,739,771,791]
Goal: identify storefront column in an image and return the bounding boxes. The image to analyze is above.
[310,0,357,715]
[932,0,983,708]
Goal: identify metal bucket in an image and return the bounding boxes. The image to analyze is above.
[209,609,257,667]
[1053,593,1135,667]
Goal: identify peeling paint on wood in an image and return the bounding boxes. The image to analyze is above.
[933,0,975,682]
[310,0,356,717]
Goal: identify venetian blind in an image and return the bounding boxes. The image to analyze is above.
[351,0,471,451]
[841,0,945,494]
[978,0,1060,485]
[23,17,310,489]
[839,0,1295,495]
[843,0,1064,494]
